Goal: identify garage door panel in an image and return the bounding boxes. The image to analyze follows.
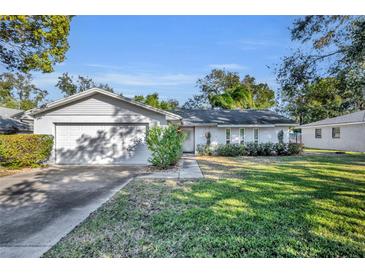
[55,124,148,165]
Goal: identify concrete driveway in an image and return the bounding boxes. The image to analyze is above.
[0,165,143,258]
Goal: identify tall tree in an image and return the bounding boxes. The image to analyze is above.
[276,16,365,124]
[183,69,275,110]
[0,16,72,73]
[56,73,115,97]
[197,69,241,100]
[182,94,210,110]
[133,93,179,110]
[0,72,47,110]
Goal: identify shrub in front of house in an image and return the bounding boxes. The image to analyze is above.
[273,142,288,156]
[216,143,245,157]
[245,142,259,156]
[0,134,54,168]
[146,124,186,169]
[196,144,215,156]
[205,142,302,157]
[288,143,304,155]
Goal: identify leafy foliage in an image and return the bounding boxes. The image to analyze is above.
[181,94,210,110]
[0,16,72,73]
[216,144,245,157]
[0,134,53,167]
[0,72,47,110]
[197,142,302,157]
[277,16,365,124]
[56,73,116,97]
[183,69,275,110]
[146,124,185,169]
[196,144,214,156]
[134,93,179,110]
[288,143,304,155]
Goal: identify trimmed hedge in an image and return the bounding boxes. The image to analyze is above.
[216,144,245,157]
[0,134,54,168]
[197,142,303,157]
[146,124,186,169]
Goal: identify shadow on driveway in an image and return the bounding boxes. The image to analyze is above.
[0,165,144,258]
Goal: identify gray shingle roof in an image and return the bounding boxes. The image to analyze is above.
[300,110,365,128]
[172,109,297,125]
[0,118,33,133]
[0,107,24,119]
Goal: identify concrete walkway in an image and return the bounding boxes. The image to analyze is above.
[139,154,203,180]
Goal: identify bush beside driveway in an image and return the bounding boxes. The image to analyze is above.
[44,154,365,258]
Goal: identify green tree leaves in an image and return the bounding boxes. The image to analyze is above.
[277,16,365,124]
[56,73,115,97]
[0,16,72,73]
[184,69,275,110]
[133,93,179,110]
[0,72,48,110]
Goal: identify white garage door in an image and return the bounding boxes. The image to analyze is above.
[55,123,148,165]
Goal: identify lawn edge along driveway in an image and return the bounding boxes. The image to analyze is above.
[0,166,141,258]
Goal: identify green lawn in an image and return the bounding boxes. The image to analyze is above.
[44,154,365,258]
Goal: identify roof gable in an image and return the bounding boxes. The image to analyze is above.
[300,110,365,127]
[32,88,181,120]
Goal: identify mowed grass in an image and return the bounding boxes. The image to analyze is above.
[44,154,365,257]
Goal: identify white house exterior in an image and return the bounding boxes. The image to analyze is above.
[173,109,297,153]
[299,110,365,152]
[32,88,297,165]
[32,88,181,165]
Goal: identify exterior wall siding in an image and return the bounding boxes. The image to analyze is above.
[302,124,365,152]
[194,125,290,152]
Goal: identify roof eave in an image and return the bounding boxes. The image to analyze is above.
[298,121,365,128]
[31,88,181,120]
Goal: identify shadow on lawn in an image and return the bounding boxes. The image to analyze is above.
[152,155,365,257]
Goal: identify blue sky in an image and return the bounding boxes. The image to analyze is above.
[33,16,299,104]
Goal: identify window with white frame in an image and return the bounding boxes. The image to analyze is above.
[225,128,231,144]
[239,128,245,144]
[254,128,259,144]
[332,127,340,138]
[315,128,322,139]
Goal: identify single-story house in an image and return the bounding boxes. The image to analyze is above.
[32,88,297,165]
[0,106,33,134]
[172,109,297,153]
[298,110,365,152]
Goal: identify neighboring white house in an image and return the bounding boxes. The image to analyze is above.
[32,88,297,165]
[299,110,365,152]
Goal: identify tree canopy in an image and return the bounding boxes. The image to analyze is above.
[276,16,365,124]
[133,93,179,110]
[0,16,72,73]
[0,72,47,110]
[183,69,275,110]
[56,73,116,97]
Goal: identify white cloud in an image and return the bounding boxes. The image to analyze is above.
[85,64,124,70]
[208,63,247,70]
[238,39,280,50]
[94,72,197,86]
[32,73,61,87]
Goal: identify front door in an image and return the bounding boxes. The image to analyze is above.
[182,127,195,153]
